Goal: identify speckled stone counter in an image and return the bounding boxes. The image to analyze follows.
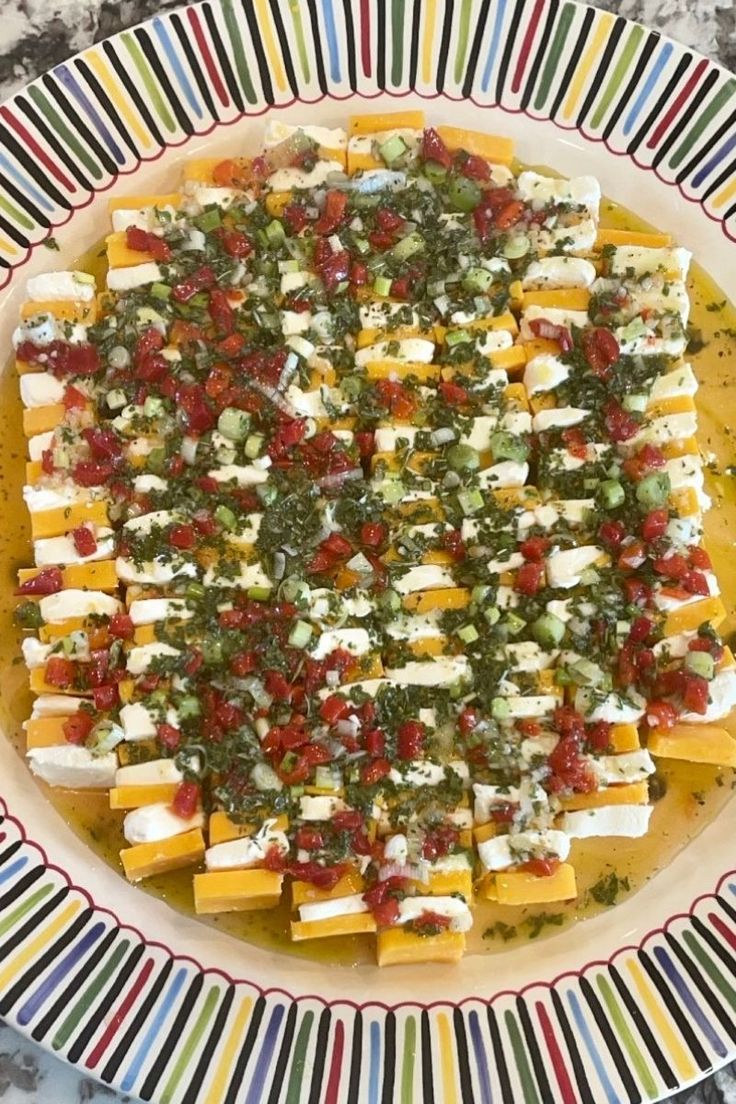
[1,0,736,1101]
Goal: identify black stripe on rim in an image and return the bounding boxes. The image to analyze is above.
[435,0,455,93]
[66,942,145,1065]
[99,955,172,1080]
[40,73,117,176]
[664,931,736,1044]
[0,121,71,210]
[452,1007,475,1103]
[223,994,267,1104]
[519,0,560,113]
[376,1,387,90]
[495,0,525,106]
[266,1001,298,1104]
[268,0,300,97]
[73,58,141,161]
[637,948,711,1071]
[715,890,736,925]
[550,6,595,120]
[170,11,220,122]
[516,996,553,1101]
[307,1006,331,1103]
[575,15,626,128]
[0,839,23,870]
[608,963,678,1091]
[380,1009,396,1102]
[461,0,492,98]
[654,68,720,172]
[0,866,46,914]
[550,989,597,1104]
[135,27,194,136]
[675,104,736,186]
[408,0,422,89]
[30,926,118,1043]
[627,52,692,156]
[486,1005,514,1104]
[305,0,329,94]
[240,0,274,104]
[0,166,52,228]
[102,41,165,149]
[602,30,660,142]
[180,985,234,1104]
[579,976,641,1103]
[702,155,736,205]
[202,2,244,114]
[341,0,358,90]
[0,907,93,1017]
[691,914,736,977]
[0,256,11,271]
[345,1009,362,1104]
[0,887,69,964]
[139,973,205,1099]
[14,96,94,192]
[420,1010,435,1104]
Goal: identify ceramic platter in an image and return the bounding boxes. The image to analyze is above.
[1,2,736,1101]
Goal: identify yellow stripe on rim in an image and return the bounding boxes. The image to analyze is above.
[422,0,438,85]
[625,959,697,1082]
[0,236,18,256]
[436,1012,459,1104]
[204,997,253,1104]
[0,901,80,989]
[712,177,736,210]
[84,50,153,150]
[562,13,615,121]
[254,0,287,92]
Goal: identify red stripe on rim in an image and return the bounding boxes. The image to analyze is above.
[84,957,155,1068]
[511,0,546,94]
[536,1001,578,1104]
[646,58,709,149]
[323,1019,345,1103]
[0,107,76,192]
[709,912,736,953]
[186,8,230,108]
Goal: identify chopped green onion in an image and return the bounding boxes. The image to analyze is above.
[146,447,166,474]
[488,431,529,463]
[685,651,715,680]
[532,612,566,648]
[598,479,625,509]
[247,586,272,601]
[195,208,222,232]
[636,471,671,509]
[447,443,481,471]
[354,237,371,255]
[504,612,526,636]
[143,395,165,418]
[458,488,484,515]
[448,176,481,212]
[445,328,471,348]
[502,235,531,260]
[379,588,402,613]
[491,697,511,720]
[288,619,313,648]
[150,282,172,301]
[178,695,201,718]
[483,606,501,626]
[378,134,408,165]
[622,393,648,413]
[423,160,448,184]
[471,584,491,605]
[388,231,425,262]
[214,504,237,530]
[106,388,127,411]
[257,484,278,506]
[265,219,286,245]
[457,623,479,644]
[185,582,205,601]
[462,266,494,293]
[569,658,605,686]
[217,407,251,441]
[202,638,223,665]
[244,433,264,459]
[373,275,393,297]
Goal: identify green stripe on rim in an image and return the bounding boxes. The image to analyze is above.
[400,1015,417,1102]
[287,0,311,83]
[391,0,406,87]
[284,1010,314,1103]
[121,33,176,132]
[221,0,257,104]
[51,940,131,1051]
[0,884,53,938]
[590,24,645,129]
[454,0,473,86]
[505,1009,541,1104]
[533,3,576,112]
[26,87,103,179]
[0,195,35,230]
[161,986,221,1103]
[668,78,736,169]
[596,975,659,1098]
[682,931,736,1010]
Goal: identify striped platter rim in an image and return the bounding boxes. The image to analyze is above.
[0,1,736,1101]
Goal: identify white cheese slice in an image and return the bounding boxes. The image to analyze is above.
[115,758,183,786]
[393,564,455,595]
[591,750,655,784]
[264,121,347,150]
[523,353,570,395]
[128,598,192,625]
[107,263,163,292]
[535,220,598,255]
[20,372,66,408]
[560,805,652,839]
[520,305,590,341]
[533,407,590,433]
[546,546,605,588]
[26,271,96,302]
[384,611,442,642]
[13,315,88,349]
[477,461,529,489]
[359,302,419,329]
[680,668,736,723]
[397,896,473,932]
[649,363,698,401]
[202,561,271,590]
[575,688,646,724]
[504,641,556,672]
[116,557,197,586]
[126,642,181,676]
[268,161,345,191]
[111,206,177,233]
[517,172,601,214]
[374,425,420,452]
[653,572,719,612]
[477,828,570,871]
[27,745,117,788]
[309,628,371,660]
[298,795,347,821]
[389,759,469,787]
[609,245,691,281]
[38,589,121,623]
[22,638,51,668]
[23,484,98,513]
[123,803,203,845]
[299,893,369,924]
[384,657,470,687]
[522,257,596,289]
[191,185,240,210]
[503,695,560,718]
[354,337,435,366]
[630,283,690,326]
[28,430,54,461]
[205,822,289,871]
[208,464,270,486]
[119,702,158,741]
[473,783,520,823]
[29,694,86,719]
[34,528,115,567]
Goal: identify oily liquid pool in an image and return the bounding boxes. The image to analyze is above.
[1,199,735,965]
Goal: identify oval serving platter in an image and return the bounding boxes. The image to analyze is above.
[1,2,736,1101]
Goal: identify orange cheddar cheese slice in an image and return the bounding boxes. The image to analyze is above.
[120,829,205,882]
[377,928,465,966]
[194,869,284,913]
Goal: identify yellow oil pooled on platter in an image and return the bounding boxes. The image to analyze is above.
[1,197,734,966]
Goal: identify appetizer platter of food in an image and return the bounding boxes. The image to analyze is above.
[2,2,736,1101]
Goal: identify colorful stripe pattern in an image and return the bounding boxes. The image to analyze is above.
[2,0,736,1098]
[1,0,736,280]
[0,798,734,1102]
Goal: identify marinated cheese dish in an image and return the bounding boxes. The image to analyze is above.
[12,112,736,967]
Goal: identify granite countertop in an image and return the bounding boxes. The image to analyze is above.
[1,0,736,1101]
